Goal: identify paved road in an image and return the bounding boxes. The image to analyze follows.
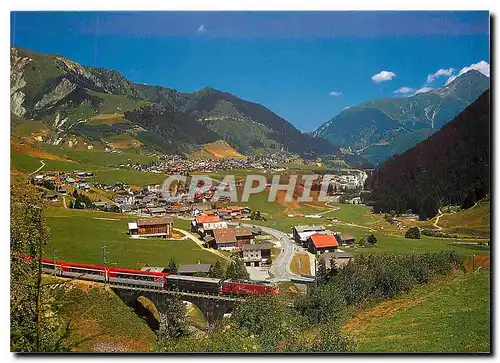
[30,160,45,175]
[234,223,315,283]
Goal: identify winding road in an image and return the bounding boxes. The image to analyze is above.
[233,223,315,283]
[30,160,45,175]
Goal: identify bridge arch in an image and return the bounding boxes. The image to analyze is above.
[111,286,239,329]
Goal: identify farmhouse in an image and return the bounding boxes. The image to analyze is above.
[337,234,356,247]
[307,233,339,255]
[148,207,167,217]
[321,251,353,269]
[212,227,255,250]
[240,243,273,267]
[292,225,327,246]
[200,221,228,237]
[192,214,221,233]
[128,217,173,238]
[178,264,211,276]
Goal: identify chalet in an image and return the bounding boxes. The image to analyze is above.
[337,234,355,247]
[292,225,327,246]
[307,234,339,255]
[212,227,255,250]
[240,243,273,267]
[200,221,228,237]
[178,264,211,276]
[192,214,221,233]
[43,193,59,202]
[128,217,173,238]
[149,207,167,217]
[321,251,353,269]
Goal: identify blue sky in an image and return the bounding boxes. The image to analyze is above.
[11,11,490,131]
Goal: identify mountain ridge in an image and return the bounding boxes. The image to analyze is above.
[314,70,489,165]
[10,46,370,168]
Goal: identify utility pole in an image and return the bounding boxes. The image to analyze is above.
[102,245,108,286]
[52,249,58,276]
[314,257,318,287]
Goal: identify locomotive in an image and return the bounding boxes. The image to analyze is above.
[40,259,279,297]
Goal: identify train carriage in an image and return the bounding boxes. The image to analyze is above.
[166,275,221,294]
[42,259,107,282]
[107,266,165,288]
[221,279,279,296]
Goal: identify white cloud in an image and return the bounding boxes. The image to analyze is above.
[426,68,454,84]
[329,91,343,97]
[414,87,434,95]
[393,87,414,94]
[445,60,490,85]
[197,24,206,33]
[371,70,396,83]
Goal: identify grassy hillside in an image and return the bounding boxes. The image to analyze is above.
[201,140,245,158]
[437,201,490,239]
[344,271,490,352]
[60,282,155,352]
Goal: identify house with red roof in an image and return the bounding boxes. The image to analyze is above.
[307,233,339,255]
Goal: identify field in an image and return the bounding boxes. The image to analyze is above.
[344,271,490,352]
[290,253,311,275]
[44,208,227,269]
[193,140,245,159]
[243,200,489,257]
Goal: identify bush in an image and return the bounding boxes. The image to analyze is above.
[405,227,421,239]
[367,233,377,245]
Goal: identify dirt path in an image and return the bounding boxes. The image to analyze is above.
[173,228,232,262]
[433,209,443,230]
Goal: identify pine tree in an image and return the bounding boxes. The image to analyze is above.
[209,261,225,279]
[316,258,328,284]
[168,258,178,274]
[225,261,236,280]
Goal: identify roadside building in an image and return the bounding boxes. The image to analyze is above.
[320,251,353,269]
[307,233,339,255]
[240,243,273,267]
[192,214,221,233]
[128,217,173,238]
[292,225,326,246]
[178,264,212,276]
[200,221,228,237]
[212,227,255,250]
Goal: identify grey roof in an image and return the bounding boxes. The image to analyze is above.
[178,264,211,274]
[321,251,354,260]
[140,266,166,272]
[293,225,326,233]
[241,243,273,251]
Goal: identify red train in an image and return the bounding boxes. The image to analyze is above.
[39,258,279,297]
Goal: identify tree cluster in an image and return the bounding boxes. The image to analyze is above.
[11,179,70,352]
